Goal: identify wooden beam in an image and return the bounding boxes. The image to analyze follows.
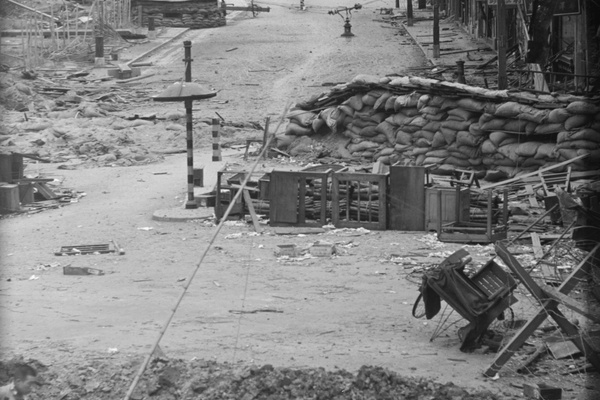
[5,0,61,24]
[479,154,587,190]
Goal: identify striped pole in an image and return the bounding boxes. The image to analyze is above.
[185,99,196,209]
[183,41,197,209]
[212,118,221,161]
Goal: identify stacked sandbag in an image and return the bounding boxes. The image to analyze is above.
[282,75,600,176]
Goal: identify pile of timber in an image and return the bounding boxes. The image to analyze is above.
[280,75,600,181]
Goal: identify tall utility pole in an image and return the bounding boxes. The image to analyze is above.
[496,0,507,89]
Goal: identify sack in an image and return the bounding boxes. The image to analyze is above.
[414,130,435,141]
[385,95,398,111]
[515,141,541,157]
[423,121,442,132]
[343,94,364,111]
[456,131,481,147]
[407,116,429,128]
[389,112,412,126]
[481,139,497,154]
[417,94,431,110]
[415,137,432,147]
[395,130,413,145]
[456,98,487,113]
[374,92,393,110]
[440,127,457,144]
[421,106,441,115]
[534,123,564,135]
[431,131,446,148]
[481,118,507,131]
[547,108,572,123]
[376,121,397,144]
[448,108,479,121]
[503,118,530,133]
[489,131,515,147]
[426,149,450,158]
[564,114,592,131]
[535,143,556,159]
[445,156,472,167]
[359,125,380,138]
[442,120,471,131]
[423,112,446,121]
[287,109,317,127]
[285,122,312,136]
[394,92,420,109]
[567,101,600,115]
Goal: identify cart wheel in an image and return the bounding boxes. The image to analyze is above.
[412,293,426,319]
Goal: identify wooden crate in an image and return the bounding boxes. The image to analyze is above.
[425,187,470,231]
[331,171,388,230]
[269,170,331,227]
[214,167,267,221]
[388,165,426,231]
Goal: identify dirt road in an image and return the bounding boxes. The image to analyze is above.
[1,2,596,399]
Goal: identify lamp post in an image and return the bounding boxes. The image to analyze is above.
[152,41,216,209]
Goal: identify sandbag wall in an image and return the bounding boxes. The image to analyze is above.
[134,0,225,29]
[280,75,600,179]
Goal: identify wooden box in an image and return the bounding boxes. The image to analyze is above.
[425,187,470,231]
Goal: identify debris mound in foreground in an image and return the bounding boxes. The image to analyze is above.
[2,358,500,399]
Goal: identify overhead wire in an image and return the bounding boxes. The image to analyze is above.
[123,101,292,400]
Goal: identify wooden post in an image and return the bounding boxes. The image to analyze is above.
[407,0,413,26]
[418,0,426,9]
[496,0,507,89]
[433,1,440,58]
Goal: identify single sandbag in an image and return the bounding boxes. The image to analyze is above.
[440,127,457,144]
[369,133,389,144]
[338,104,355,117]
[515,141,541,157]
[567,101,600,115]
[394,143,411,152]
[456,131,481,147]
[469,123,484,136]
[343,94,364,111]
[535,143,556,159]
[362,93,378,107]
[426,149,450,158]
[489,131,513,146]
[534,123,563,135]
[312,117,326,134]
[359,125,379,138]
[352,118,378,129]
[481,118,507,131]
[561,128,600,143]
[415,138,432,148]
[445,156,471,168]
[556,139,600,150]
[385,95,398,111]
[431,131,446,148]
[347,140,379,153]
[503,119,530,133]
[415,154,427,166]
[417,94,431,110]
[394,92,420,110]
[448,108,479,121]
[285,122,312,136]
[564,114,592,131]
[374,92,392,110]
[457,145,479,159]
[423,156,446,165]
[423,112,446,121]
[407,116,428,128]
[481,140,497,154]
[389,112,412,126]
[376,121,397,144]
[287,109,317,127]
[413,130,435,141]
[421,106,441,115]
[442,120,471,131]
[498,143,520,162]
[547,108,571,123]
[456,98,487,113]
[370,112,388,124]
[403,107,420,117]
[395,129,413,146]
[423,121,442,132]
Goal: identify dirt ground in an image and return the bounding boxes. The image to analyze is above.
[1,1,599,399]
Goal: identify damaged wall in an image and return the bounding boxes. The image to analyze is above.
[132,0,225,29]
[280,75,600,181]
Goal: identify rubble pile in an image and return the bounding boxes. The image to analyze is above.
[281,75,600,180]
[1,357,501,400]
[0,72,247,167]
